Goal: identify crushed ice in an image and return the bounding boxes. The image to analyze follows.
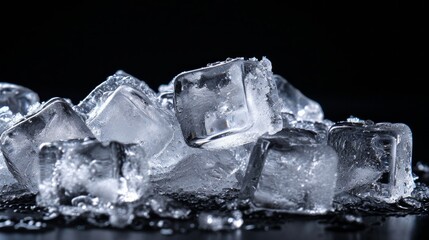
[0,57,427,232]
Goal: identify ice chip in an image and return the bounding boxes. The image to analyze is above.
[327,119,415,202]
[0,98,94,193]
[173,57,282,149]
[241,129,338,214]
[37,138,148,207]
[274,75,324,122]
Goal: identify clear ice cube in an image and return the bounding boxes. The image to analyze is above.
[327,119,415,202]
[173,57,282,149]
[37,138,148,207]
[274,75,324,122]
[241,129,338,214]
[0,98,94,193]
[0,83,40,195]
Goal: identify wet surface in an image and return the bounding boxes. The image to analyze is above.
[0,214,427,240]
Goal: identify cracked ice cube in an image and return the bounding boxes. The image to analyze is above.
[241,129,338,214]
[327,119,415,202]
[274,75,324,122]
[75,71,175,158]
[37,138,148,207]
[173,57,282,149]
[0,98,94,193]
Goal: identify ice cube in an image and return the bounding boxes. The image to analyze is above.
[75,71,175,159]
[173,57,282,149]
[241,129,338,214]
[37,138,148,207]
[274,75,324,122]
[0,82,39,115]
[0,98,94,193]
[151,145,251,195]
[0,83,40,134]
[0,83,40,195]
[75,70,157,120]
[327,119,415,202]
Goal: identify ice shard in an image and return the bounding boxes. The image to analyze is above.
[173,57,282,149]
[327,118,415,202]
[241,128,338,214]
[1,98,94,193]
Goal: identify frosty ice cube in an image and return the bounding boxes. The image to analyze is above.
[0,98,94,193]
[241,129,338,214]
[0,82,39,115]
[327,119,415,202]
[37,138,148,207]
[0,83,40,133]
[75,71,175,158]
[85,85,175,158]
[274,75,324,122]
[173,57,282,149]
[75,70,158,119]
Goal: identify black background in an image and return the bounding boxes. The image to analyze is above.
[0,2,425,158]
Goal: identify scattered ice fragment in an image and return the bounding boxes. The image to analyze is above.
[37,138,149,207]
[274,75,324,122]
[198,210,243,231]
[241,129,338,214]
[0,98,94,193]
[173,57,282,149]
[146,194,191,219]
[328,119,415,202]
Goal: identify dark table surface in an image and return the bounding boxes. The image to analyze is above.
[1,214,428,240]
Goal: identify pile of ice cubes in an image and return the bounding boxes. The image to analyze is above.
[0,57,415,224]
